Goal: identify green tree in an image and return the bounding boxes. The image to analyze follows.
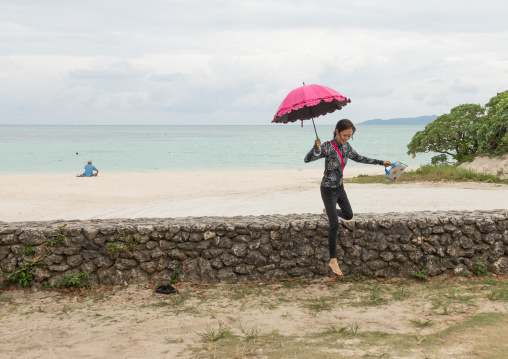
[477,90,508,156]
[407,104,485,162]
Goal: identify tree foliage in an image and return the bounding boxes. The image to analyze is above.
[407,90,508,162]
[477,90,508,156]
[407,104,485,162]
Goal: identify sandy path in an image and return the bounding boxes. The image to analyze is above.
[1,167,507,222]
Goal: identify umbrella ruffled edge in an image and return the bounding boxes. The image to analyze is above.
[272,96,351,123]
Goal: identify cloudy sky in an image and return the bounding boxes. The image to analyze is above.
[1,0,507,125]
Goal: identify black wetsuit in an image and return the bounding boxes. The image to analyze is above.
[304,139,384,258]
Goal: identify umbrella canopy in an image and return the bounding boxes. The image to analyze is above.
[272,84,351,124]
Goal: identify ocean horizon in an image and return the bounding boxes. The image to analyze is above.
[0,125,435,175]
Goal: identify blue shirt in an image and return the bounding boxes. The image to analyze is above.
[83,164,97,177]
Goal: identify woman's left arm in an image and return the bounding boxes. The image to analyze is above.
[347,144,390,166]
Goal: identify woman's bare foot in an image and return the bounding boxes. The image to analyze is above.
[329,258,343,276]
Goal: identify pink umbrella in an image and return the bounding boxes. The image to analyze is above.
[272,83,351,138]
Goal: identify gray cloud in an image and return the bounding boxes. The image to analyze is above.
[450,80,479,94]
[69,66,143,80]
[0,1,507,124]
[2,1,507,56]
[148,73,191,82]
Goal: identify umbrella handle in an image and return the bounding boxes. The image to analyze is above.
[311,118,320,148]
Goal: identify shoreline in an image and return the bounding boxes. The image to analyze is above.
[0,164,381,177]
[1,167,507,222]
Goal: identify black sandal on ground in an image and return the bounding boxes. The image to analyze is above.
[155,284,178,294]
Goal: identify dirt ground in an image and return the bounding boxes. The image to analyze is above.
[1,275,508,359]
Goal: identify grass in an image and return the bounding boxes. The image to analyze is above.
[487,286,508,301]
[428,288,479,316]
[280,311,292,319]
[191,313,508,358]
[346,164,508,184]
[196,320,230,342]
[83,288,107,301]
[319,324,348,336]
[0,295,13,303]
[281,279,310,289]
[365,283,388,306]
[235,320,259,340]
[349,318,362,335]
[391,287,410,300]
[227,285,264,301]
[60,305,74,315]
[307,296,332,312]
[410,319,433,328]
[349,283,390,307]
[164,337,184,344]
[149,293,187,309]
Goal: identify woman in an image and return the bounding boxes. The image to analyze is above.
[304,119,391,276]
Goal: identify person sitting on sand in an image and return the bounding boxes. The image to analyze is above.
[304,119,391,277]
[82,160,99,177]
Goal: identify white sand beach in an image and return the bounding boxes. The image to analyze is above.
[1,167,507,223]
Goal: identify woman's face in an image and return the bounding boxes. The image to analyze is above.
[335,128,353,144]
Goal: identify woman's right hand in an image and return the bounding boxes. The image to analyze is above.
[315,137,321,149]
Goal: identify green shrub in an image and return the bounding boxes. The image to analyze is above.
[107,242,127,252]
[20,244,36,257]
[411,269,428,281]
[55,272,92,289]
[474,260,488,276]
[49,224,67,247]
[7,258,46,287]
[430,154,448,165]
[7,266,33,287]
[170,268,180,284]
[107,236,140,253]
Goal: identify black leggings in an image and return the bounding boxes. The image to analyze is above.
[320,185,353,259]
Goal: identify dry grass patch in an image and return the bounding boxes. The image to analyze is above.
[346,164,508,184]
[191,313,508,358]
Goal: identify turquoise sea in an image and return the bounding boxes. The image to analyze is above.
[0,125,434,175]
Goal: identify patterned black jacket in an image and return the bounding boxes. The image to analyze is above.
[304,139,384,188]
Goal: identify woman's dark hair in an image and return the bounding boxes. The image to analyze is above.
[333,119,356,139]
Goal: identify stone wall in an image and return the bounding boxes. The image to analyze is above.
[1,210,507,287]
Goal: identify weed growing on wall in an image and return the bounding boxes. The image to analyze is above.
[474,260,487,276]
[7,258,46,287]
[170,268,180,284]
[106,242,126,252]
[107,235,141,253]
[411,269,429,281]
[49,224,67,247]
[7,224,71,288]
[20,244,35,257]
[7,264,33,287]
[55,272,92,289]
